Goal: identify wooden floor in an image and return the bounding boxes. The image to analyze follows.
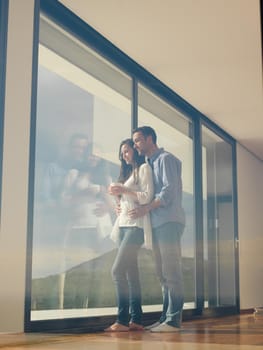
[1,313,263,349]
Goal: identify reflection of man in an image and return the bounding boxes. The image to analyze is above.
[35,133,90,309]
[62,145,114,262]
[131,126,185,333]
[40,133,90,206]
[59,139,114,309]
[66,134,90,169]
[35,133,115,310]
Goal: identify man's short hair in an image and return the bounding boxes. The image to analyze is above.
[133,126,157,144]
[69,133,89,147]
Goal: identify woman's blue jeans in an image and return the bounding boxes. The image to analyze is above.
[111,226,144,326]
[152,222,184,327]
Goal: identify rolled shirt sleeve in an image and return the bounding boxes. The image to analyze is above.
[150,149,185,228]
[156,154,181,207]
[136,163,154,204]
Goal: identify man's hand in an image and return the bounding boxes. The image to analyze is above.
[128,205,148,219]
[128,199,159,219]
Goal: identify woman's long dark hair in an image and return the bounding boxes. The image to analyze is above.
[118,138,145,184]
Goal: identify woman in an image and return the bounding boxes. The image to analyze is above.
[105,138,154,332]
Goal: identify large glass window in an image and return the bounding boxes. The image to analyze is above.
[202,124,237,308]
[31,15,132,321]
[138,84,195,310]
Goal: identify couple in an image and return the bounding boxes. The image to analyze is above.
[105,126,185,333]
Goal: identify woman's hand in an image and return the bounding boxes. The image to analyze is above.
[115,202,122,216]
[108,183,125,196]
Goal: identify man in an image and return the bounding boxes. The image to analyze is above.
[130,126,185,332]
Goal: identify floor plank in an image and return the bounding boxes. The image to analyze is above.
[1,314,263,349]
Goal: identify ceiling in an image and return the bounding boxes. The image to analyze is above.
[59,0,263,161]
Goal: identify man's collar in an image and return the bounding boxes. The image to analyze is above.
[148,148,164,164]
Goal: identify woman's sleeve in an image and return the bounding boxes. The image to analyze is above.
[61,169,78,199]
[136,163,154,204]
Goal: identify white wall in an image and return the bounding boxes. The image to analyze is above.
[0,0,35,332]
[237,144,263,309]
[60,0,263,161]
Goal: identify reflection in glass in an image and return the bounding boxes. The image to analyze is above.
[31,16,131,320]
[202,125,236,307]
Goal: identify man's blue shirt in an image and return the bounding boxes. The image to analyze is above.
[148,148,185,229]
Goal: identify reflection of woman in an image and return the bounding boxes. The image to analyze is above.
[60,146,114,308]
[105,139,154,332]
[63,147,112,257]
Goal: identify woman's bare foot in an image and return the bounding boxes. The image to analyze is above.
[104,323,129,332]
[129,322,144,331]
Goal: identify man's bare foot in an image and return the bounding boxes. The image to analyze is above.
[129,322,144,331]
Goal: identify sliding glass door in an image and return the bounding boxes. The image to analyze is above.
[138,84,196,311]
[202,124,238,311]
[30,15,132,322]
